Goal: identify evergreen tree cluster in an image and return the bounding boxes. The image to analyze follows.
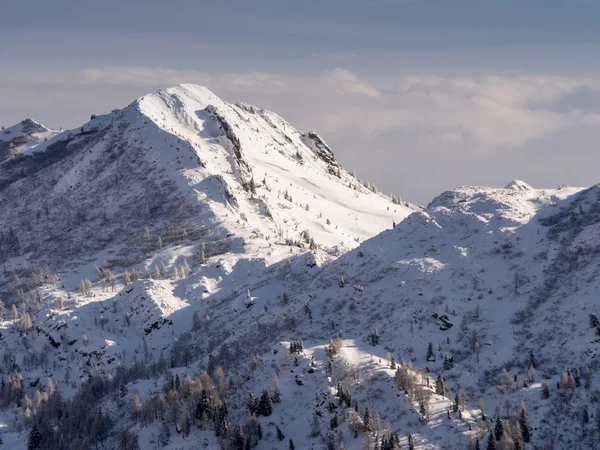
[379,431,401,449]
[289,341,304,354]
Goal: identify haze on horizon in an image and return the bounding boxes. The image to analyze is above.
[2,0,600,204]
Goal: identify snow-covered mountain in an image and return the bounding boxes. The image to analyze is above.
[0,85,419,449]
[0,85,596,450]
[0,118,58,162]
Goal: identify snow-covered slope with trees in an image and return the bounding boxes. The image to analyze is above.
[0,85,597,450]
[0,85,419,449]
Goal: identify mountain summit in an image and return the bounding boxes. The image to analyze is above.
[0,118,57,161]
[0,84,416,275]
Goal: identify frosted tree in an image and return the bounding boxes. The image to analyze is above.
[363,407,373,432]
[500,368,511,388]
[182,259,191,277]
[272,372,281,403]
[18,311,32,334]
[519,403,531,442]
[348,410,363,438]
[196,242,206,264]
[130,394,142,423]
[130,267,142,281]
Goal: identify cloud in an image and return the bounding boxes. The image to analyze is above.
[2,66,600,203]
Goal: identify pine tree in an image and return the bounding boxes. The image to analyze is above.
[582,406,589,424]
[117,428,140,450]
[195,389,212,422]
[486,434,497,450]
[475,438,480,450]
[231,424,244,450]
[27,425,42,450]
[584,366,592,389]
[364,407,373,432]
[453,394,459,412]
[519,403,531,443]
[529,350,536,369]
[276,425,285,441]
[371,328,380,346]
[215,402,229,437]
[541,381,550,399]
[289,439,295,449]
[247,392,257,414]
[426,342,435,362]
[435,373,445,396]
[258,388,273,416]
[494,415,504,441]
[394,432,401,448]
[575,367,581,387]
[330,414,339,430]
[408,432,415,450]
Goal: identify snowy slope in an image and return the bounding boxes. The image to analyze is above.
[278,181,600,449]
[131,84,416,255]
[0,85,419,449]
[0,83,416,395]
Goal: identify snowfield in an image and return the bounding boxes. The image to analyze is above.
[0,85,597,450]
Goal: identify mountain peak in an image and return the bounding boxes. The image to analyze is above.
[505,179,532,191]
[1,117,50,141]
[0,117,57,161]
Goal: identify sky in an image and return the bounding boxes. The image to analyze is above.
[2,0,600,204]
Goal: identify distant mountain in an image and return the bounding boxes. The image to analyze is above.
[0,118,57,162]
